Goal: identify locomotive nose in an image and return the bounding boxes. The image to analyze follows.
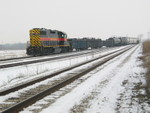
[30,29,41,47]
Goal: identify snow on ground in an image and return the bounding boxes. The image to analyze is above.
[0,46,126,88]
[30,44,150,113]
[83,46,149,113]
[1,45,149,113]
[0,50,27,59]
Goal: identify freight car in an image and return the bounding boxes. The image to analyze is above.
[120,37,139,45]
[68,38,102,51]
[105,37,139,47]
[120,37,129,45]
[27,28,70,55]
[105,37,121,47]
[127,37,139,44]
[68,38,88,50]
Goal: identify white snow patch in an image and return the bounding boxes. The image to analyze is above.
[0,50,27,59]
[38,46,145,113]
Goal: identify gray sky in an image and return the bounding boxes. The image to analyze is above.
[0,0,150,44]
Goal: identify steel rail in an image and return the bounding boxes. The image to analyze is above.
[0,56,32,62]
[0,46,132,96]
[0,49,107,69]
[0,48,102,62]
[1,46,134,113]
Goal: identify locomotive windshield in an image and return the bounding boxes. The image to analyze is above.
[62,34,67,38]
[40,31,46,35]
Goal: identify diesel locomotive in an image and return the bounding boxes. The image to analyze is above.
[27,28,70,55]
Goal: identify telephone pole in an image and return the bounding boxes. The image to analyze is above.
[148,31,150,40]
[138,34,143,42]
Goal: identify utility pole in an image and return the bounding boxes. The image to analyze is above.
[0,44,2,50]
[148,31,150,40]
[138,34,143,42]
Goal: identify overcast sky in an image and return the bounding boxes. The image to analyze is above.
[0,0,150,44]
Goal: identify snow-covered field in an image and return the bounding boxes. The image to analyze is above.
[0,45,150,113]
[0,47,126,88]
[0,50,27,59]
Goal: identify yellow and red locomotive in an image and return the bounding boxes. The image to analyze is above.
[27,28,70,55]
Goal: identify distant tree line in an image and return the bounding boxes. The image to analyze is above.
[0,43,26,50]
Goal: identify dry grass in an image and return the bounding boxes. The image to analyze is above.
[143,41,150,54]
[141,41,150,96]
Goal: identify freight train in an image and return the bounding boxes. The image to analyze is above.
[26,28,139,56]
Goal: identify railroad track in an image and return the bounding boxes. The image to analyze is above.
[0,51,75,62]
[0,46,130,95]
[0,47,118,69]
[0,46,134,113]
[0,56,31,62]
